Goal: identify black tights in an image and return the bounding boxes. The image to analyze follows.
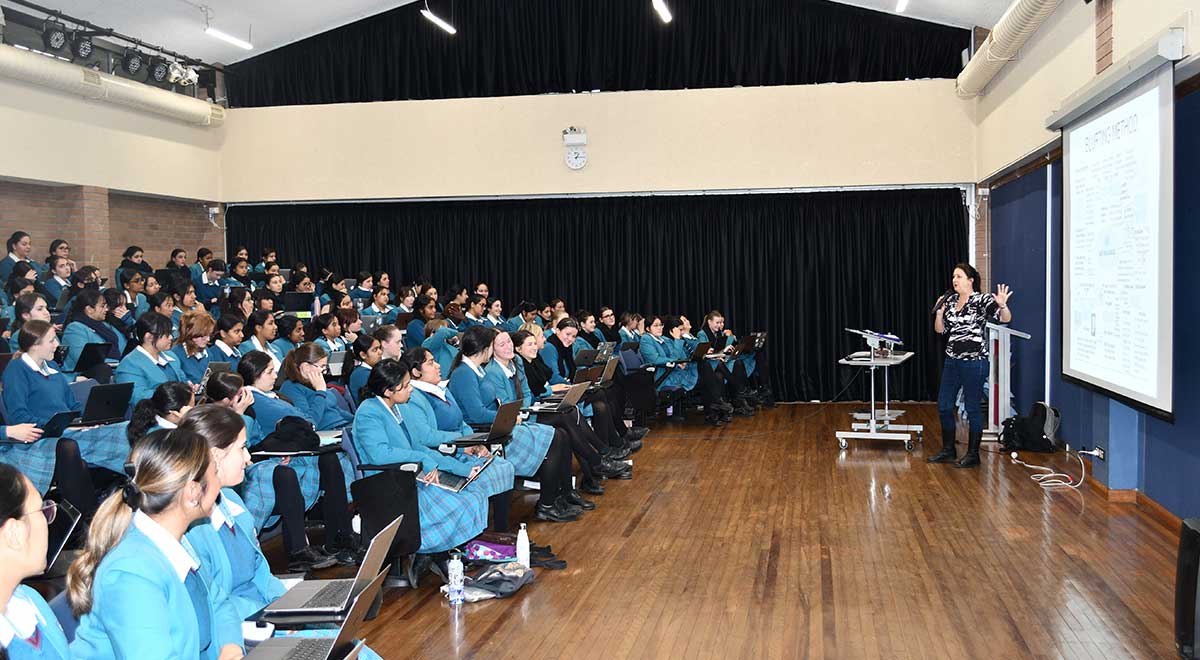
[534,429,572,507]
[695,362,726,405]
[537,412,602,480]
[587,395,625,448]
[53,438,97,520]
[315,452,353,541]
[272,465,308,554]
[720,361,750,399]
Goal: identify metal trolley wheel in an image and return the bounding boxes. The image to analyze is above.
[838,438,848,450]
[904,439,914,452]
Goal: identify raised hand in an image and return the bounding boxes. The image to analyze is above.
[995,284,1013,308]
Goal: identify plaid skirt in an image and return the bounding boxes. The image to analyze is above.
[0,438,60,494]
[65,423,133,474]
[500,422,554,477]
[415,480,488,554]
[236,452,357,531]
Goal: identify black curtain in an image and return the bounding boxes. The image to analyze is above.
[226,189,967,403]
[226,0,969,107]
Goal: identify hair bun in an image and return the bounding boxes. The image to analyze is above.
[121,480,142,509]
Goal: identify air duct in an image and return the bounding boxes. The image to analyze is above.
[0,43,223,126]
[956,0,1064,98]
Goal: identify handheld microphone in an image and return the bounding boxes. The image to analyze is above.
[931,290,953,315]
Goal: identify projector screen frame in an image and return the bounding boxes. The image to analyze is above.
[1060,62,1176,422]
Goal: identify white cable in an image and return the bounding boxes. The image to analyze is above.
[1009,450,1085,490]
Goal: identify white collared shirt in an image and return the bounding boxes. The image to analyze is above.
[411,379,447,402]
[248,385,278,399]
[136,345,169,366]
[214,340,237,357]
[132,510,198,583]
[375,396,402,424]
[7,253,24,263]
[0,588,46,646]
[487,314,503,325]
[210,494,245,532]
[154,416,177,429]
[371,303,391,314]
[53,275,70,287]
[202,272,217,286]
[467,359,486,379]
[495,359,516,378]
[20,353,57,377]
[465,312,480,321]
[250,336,282,369]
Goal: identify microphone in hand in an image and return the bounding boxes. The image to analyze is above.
[931,290,953,315]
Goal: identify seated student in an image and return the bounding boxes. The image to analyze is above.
[415,283,440,312]
[348,272,374,303]
[350,358,490,580]
[458,294,487,331]
[142,292,178,337]
[422,318,459,376]
[0,232,42,285]
[190,247,213,285]
[194,259,227,311]
[8,292,50,353]
[575,310,606,348]
[170,311,215,385]
[6,263,48,304]
[253,248,276,274]
[323,290,353,317]
[219,288,254,324]
[483,298,505,328]
[206,314,244,368]
[101,288,134,337]
[442,284,469,329]
[393,287,416,315]
[126,381,195,445]
[61,288,126,380]
[43,255,73,306]
[698,310,774,408]
[230,246,249,263]
[285,271,322,317]
[228,258,254,290]
[399,346,517,530]
[404,296,440,350]
[472,281,489,299]
[113,245,154,287]
[61,265,100,311]
[373,324,405,361]
[347,335,381,406]
[446,326,580,523]
[133,272,163,319]
[67,427,233,660]
[688,313,752,415]
[336,307,363,346]
[278,344,354,431]
[619,312,644,343]
[261,273,285,311]
[237,352,359,561]
[115,312,187,403]
[166,248,189,272]
[239,310,284,372]
[204,374,340,570]
[640,315,729,426]
[272,315,305,357]
[316,272,347,310]
[487,331,622,498]
[373,271,395,302]
[503,301,538,333]
[534,301,553,328]
[171,281,202,329]
[1,321,107,520]
[46,239,77,276]
[251,288,275,314]
[361,286,394,318]
[309,313,346,355]
[0,463,73,659]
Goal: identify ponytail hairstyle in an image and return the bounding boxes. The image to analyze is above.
[213,313,244,345]
[620,311,644,330]
[362,357,411,403]
[349,334,380,380]
[282,342,327,388]
[176,311,216,355]
[133,312,173,348]
[178,404,245,452]
[326,290,351,312]
[67,428,211,616]
[449,325,498,373]
[513,301,537,319]
[220,288,252,321]
[127,382,194,445]
[67,287,103,324]
[662,315,683,335]
[237,351,275,391]
[17,320,53,354]
[172,282,196,308]
[574,309,595,325]
[555,317,580,332]
[307,313,338,342]
[5,231,29,255]
[195,247,213,263]
[355,271,373,288]
[244,309,274,341]
[170,248,186,264]
[147,292,174,316]
[205,371,244,405]
[276,315,303,347]
[4,277,33,303]
[702,310,725,335]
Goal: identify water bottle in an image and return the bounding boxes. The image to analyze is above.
[516,523,530,569]
[447,552,465,605]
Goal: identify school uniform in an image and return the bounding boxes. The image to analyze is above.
[483,314,505,329]
[114,346,187,404]
[405,319,426,350]
[618,327,640,344]
[232,411,338,531]
[60,320,127,376]
[446,361,553,477]
[279,380,353,431]
[458,313,484,331]
[400,384,516,498]
[0,255,42,284]
[0,585,71,660]
[348,365,372,406]
[193,273,223,310]
[239,336,284,372]
[270,337,300,359]
[698,328,756,377]
[42,275,69,307]
[205,340,242,370]
[349,286,373,302]
[422,326,460,376]
[350,397,487,553]
[639,334,698,391]
[169,345,210,385]
[189,262,205,285]
[360,302,394,318]
[312,336,347,355]
[119,290,146,317]
[71,512,218,660]
[502,315,526,333]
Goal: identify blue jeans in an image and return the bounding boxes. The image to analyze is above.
[937,357,987,435]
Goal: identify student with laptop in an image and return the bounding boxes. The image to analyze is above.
[1,320,108,521]
[67,427,234,660]
[446,327,581,523]
[640,315,728,426]
[398,346,517,531]
[0,463,72,659]
[114,313,187,404]
[359,286,394,319]
[60,288,125,380]
[279,345,354,431]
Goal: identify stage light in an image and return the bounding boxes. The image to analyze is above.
[421,1,457,34]
[168,61,199,86]
[69,32,92,59]
[122,49,144,75]
[652,0,673,24]
[204,26,253,50]
[896,0,910,12]
[148,57,170,83]
[41,21,67,52]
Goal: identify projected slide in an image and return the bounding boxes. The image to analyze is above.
[1063,64,1174,416]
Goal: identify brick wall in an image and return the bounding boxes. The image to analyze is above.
[0,180,223,277]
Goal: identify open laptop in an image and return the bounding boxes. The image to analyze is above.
[595,341,616,364]
[74,342,115,375]
[40,382,135,438]
[249,572,382,659]
[527,382,589,414]
[573,348,598,367]
[265,515,402,615]
[199,362,232,393]
[425,454,496,493]
[453,400,521,445]
[361,315,383,336]
[283,292,315,313]
[684,341,712,362]
[326,351,349,378]
[572,365,603,386]
[43,498,81,575]
[594,357,619,385]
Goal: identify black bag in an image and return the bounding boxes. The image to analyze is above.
[256,416,320,454]
[351,468,422,558]
[999,401,1060,453]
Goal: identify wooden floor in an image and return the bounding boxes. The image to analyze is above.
[337,404,1179,659]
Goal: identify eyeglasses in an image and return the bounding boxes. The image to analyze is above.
[22,500,57,524]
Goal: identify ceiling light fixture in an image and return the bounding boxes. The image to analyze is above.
[895,0,910,13]
[421,1,457,35]
[205,25,253,50]
[652,0,673,24]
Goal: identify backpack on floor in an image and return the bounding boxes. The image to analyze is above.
[999,401,1060,453]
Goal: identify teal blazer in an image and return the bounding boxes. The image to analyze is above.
[395,391,481,478]
[61,321,127,375]
[5,585,71,659]
[350,397,436,475]
[186,488,285,652]
[279,380,353,431]
[238,338,285,365]
[422,326,459,376]
[71,524,213,660]
[114,348,187,404]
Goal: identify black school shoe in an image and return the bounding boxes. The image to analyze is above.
[535,500,582,523]
[288,545,338,572]
[563,489,596,511]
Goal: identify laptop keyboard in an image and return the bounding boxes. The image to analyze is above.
[302,580,353,609]
[283,639,334,660]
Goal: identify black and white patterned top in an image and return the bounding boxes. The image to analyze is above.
[941,292,1003,360]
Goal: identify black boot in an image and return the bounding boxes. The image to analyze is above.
[927,421,958,463]
[954,430,982,468]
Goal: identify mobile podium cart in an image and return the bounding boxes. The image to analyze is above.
[983,322,1031,442]
[835,329,924,452]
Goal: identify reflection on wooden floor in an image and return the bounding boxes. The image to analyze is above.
[314,404,1180,659]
